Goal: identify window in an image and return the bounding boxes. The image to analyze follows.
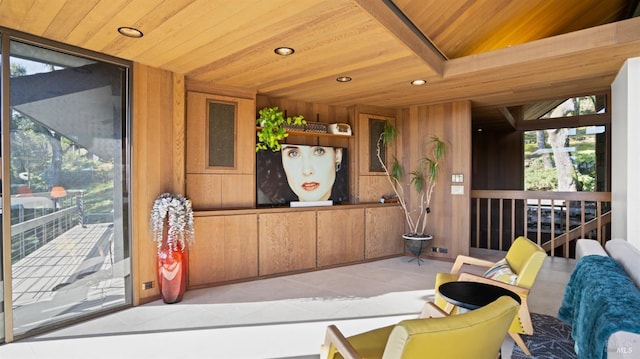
[524,96,608,192]
[3,36,131,340]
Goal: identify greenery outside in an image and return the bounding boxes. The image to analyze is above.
[524,96,604,192]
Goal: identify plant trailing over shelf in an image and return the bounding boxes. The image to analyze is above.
[255,106,306,152]
[377,121,447,238]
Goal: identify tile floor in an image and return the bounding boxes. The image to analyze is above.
[0,249,576,359]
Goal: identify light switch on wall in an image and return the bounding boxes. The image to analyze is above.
[451,185,464,195]
[451,174,464,183]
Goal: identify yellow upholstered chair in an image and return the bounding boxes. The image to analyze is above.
[320,296,520,359]
[433,236,547,356]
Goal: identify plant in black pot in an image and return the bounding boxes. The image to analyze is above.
[376,121,447,262]
[255,106,306,152]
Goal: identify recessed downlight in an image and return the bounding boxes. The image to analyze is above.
[274,47,295,56]
[411,79,427,86]
[117,26,143,38]
[336,76,352,82]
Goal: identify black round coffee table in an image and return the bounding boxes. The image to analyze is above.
[438,281,521,310]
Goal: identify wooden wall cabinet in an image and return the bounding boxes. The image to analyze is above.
[189,204,401,288]
[186,91,256,209]
[365,206,405,259]
[317,208,365,267]
[258,211,317,276]
[189,214,258,287]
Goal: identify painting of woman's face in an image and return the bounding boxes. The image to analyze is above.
[281,145,343,202]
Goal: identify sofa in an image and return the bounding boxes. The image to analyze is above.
[562,238,640,358]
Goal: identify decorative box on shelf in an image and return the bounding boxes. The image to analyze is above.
[283,123,306,132]
[304,122,328,134]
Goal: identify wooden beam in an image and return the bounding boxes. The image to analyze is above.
[352,0,445,75]
[445,16,640,77]
[498,107,517,129]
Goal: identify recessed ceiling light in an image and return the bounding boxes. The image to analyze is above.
[117,27,143,38]
[336,76,352,83]
[274,47,295,56]
[411,79,427,86]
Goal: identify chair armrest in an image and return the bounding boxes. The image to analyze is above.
[419,301,449,318]
[321,325,362,359]
[450,255,495,274]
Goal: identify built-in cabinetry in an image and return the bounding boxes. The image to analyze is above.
[317,207,365,267]
[365,206,405,258]
[186,91,256,209]
[188,214,258,287]
[185,91,411,289]
[188,204,402,289]
[258,211,317,276]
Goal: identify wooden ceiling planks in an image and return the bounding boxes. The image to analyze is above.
[392,0,630,58]
[0,0,639,128]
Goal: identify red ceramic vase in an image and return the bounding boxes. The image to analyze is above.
[157,241,188,304]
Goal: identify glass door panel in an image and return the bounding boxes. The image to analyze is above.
[8,40,131,338]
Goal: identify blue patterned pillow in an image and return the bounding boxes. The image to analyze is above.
[483,258,518,284]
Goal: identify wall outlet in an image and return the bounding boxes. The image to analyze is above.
[431,247,449,254]
[142,281,154,290]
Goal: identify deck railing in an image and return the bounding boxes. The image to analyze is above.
[10,190,85,262]
[471,190,611,258]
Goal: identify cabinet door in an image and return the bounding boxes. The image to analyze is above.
[317,208,364,267]
[186,92,255,174]
[186,91,256,209]
[189,214,258,287]
[258,211,316,276]
[365,206,405,259]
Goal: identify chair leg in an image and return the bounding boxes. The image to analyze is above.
[510,332,531,356]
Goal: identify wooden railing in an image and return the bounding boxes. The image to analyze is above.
[471,190,611,258]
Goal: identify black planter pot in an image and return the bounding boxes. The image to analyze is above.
[403,234,433,265]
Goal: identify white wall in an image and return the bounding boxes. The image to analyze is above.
[611,57,640,249]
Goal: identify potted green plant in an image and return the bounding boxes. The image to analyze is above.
[255,106,306,152]
[150,192,195,303]
[376,121,447,253]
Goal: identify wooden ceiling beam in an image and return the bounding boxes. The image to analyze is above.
[444,16,640,77]
[498,107,517,129]
[351,0,445,76]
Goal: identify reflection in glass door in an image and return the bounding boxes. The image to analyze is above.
[5,39,131,339]
[1,33,5,344]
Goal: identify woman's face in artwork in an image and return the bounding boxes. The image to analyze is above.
[281,145,343,202]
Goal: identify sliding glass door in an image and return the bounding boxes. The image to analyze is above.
[2,33,131,341]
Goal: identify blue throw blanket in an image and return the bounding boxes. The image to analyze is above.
[558,255,640,359]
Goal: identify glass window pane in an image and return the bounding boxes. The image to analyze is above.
[524,126,606,192]
[8,40,130,337]
[369,119,386,172]
[525,95,607,120]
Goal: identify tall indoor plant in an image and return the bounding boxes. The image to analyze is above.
[255,106,305,152]
[150,193,195,303]
[377,121,447,239]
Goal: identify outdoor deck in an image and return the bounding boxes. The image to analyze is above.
[10,221,129,335]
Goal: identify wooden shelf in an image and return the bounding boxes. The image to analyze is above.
[256,127,353,138]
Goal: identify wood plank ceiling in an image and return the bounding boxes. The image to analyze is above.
[1,0,639,129]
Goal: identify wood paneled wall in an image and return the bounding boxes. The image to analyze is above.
[397,101,472,260]
[472,130,524,190]
[132,63,185,304]
[131,64,473,303]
